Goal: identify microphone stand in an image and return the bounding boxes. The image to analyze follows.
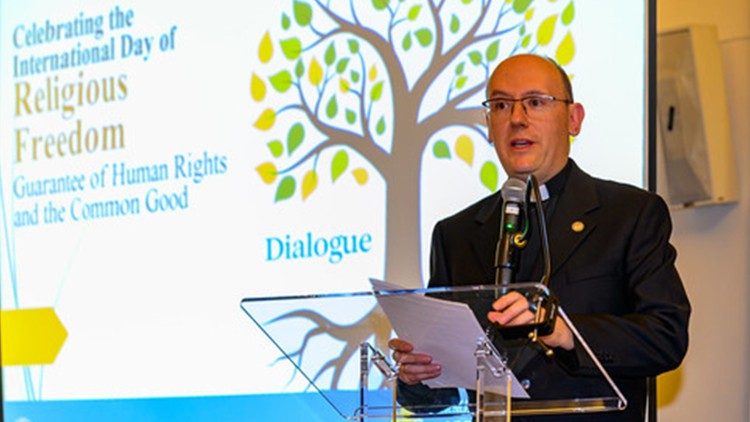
[492,175,558,355]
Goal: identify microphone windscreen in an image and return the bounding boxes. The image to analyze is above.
[500,177,527,203]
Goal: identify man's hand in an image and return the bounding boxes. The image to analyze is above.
[487,291,574,350]
[388,338,442,385]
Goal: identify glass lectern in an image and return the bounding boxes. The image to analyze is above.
[241,282,626,421]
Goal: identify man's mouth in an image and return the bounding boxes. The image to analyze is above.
[510,139,534,148]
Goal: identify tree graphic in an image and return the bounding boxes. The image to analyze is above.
[251,0,576,389]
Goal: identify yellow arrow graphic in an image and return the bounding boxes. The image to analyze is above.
[1,307,67,366]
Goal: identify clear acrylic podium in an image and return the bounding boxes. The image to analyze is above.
[241,282,627,420]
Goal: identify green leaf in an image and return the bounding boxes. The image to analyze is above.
[295,60,305,78]
[519,24,526,36]
[512,0,533,14]
[537,14,558,47]
[407,5,421,20]
[372,0,390,11]
[348,39,360,54]
[281,13,291,30]
[415,28,433,47]
[280,37,302,60]
[450,14,460,33]
[561,1,575,26]
[275,176,296,202]
[521,34,531,48]
[269,70,293,93]
[375,116,386,135]
[370,81,384,101]
[433,140,451,159]
[455,75,468,89]
[346,108,357,124]
[326,95,338,118]
[350,70,360,83]
[331,150,349,182]
[293,1,313,26]
[455,61,465,75]
[324,43,336,66]
[287,123,305,155]
[267,140,283,158]
[461,0,472,4]
[402,32,412,51]
[485,40,499,62]
[336,58,350,74]
[555,31,575,65]
[480,161,499,192]
[468,50,482,65]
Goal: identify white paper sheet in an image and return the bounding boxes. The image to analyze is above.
[371,279,529,398]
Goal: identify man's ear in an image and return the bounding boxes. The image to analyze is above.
[485,112,494,143]
[568,103,585,136]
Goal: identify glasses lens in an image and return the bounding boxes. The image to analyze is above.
[484,96,561,118]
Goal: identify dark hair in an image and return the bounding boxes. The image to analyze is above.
[543,56,574,102]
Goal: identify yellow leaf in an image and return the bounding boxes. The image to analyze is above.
[555,31,576,66]
[368,64,377,81]
[455,134,474,166]
[339,78,350,93]
[251,73,266,102]
[301,170,318,200]
[525,7,534,21]
[352,168,368,185]
[254,108,276,131]
[309,57,323,86]
[259,31,273,63]
[256,162,278,184]
[537,14,558,47]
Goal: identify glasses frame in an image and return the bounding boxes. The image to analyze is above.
[482,94,573,117]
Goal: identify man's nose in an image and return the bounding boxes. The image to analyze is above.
[509,100,528,126]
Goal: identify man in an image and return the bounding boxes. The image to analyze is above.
[388,54,691,421]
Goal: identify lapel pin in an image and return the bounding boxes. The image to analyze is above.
[571,221,585,233]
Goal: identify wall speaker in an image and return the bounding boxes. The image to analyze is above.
[657,25,737,208]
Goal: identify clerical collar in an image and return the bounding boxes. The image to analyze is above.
[535,159,572,201]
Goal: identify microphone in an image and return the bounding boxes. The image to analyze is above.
[495,177,527,290]
[491,175,559,344]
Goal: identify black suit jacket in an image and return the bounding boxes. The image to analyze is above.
[403,161,691,421]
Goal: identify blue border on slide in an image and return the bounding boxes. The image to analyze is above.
[5,392,348,422]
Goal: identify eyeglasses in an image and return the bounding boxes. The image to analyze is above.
[482,95,572,118]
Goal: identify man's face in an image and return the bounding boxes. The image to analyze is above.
[485,55,585,183]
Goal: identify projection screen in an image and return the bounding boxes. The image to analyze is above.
[1,1,652,420]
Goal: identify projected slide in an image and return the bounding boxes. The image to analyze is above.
[0,1,647,420]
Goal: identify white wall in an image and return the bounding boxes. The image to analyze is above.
[657,1,750,421]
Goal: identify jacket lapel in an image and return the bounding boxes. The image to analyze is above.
[547,162,600,277]
[471,192,503,282]
[466,163,601,282]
